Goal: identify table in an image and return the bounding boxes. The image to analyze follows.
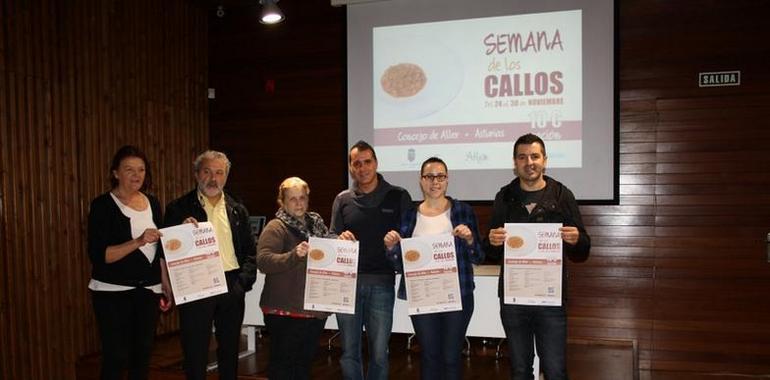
[245,265,504,335]
[242,265,538,374]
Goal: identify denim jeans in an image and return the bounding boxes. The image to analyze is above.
[336,283,395,380]
[500,304,568,380]
[410,293,474,380]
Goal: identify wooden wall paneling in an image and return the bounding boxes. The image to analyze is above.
[23,8,38,366]
[650,95,770,374]
[0,6,5,374]
[0,4,9,376]
[0,0,209,378]
[28,76,42,379]
[60,0,85,362]
[17,73,29,374]
[571,195,656,368]
[33,5,47,374]
[17,52,32,376]
[0,1,5,71]
[11,71,24,374]
[40,1,60,363]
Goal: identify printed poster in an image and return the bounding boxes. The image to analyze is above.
[304,237,359,314]
[400,233,462,315]
[503,223,563,306]
[160,222,228,305]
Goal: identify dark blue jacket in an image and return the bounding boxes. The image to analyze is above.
[330,175,412,281]
[387,197,485,300]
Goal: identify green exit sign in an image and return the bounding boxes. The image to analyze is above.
[699,70,740,87]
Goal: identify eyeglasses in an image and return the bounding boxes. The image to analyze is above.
[421,174,447,182]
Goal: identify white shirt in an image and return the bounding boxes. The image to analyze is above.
[88,193,161,293]
[413,207,453,237]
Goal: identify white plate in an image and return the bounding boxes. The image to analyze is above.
[162,231,193,256]
[307,240,336,268]
[503,225,538,257]
[373,35,464,122]
[401,241,433,270]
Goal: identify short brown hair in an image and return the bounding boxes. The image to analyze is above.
[109,145,152,192]
[277,177,309,207]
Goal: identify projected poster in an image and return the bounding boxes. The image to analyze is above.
[373,10,582,172]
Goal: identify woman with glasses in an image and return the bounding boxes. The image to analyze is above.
[384,157,484,380]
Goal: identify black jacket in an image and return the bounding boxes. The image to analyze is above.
[87,192,164,287]
[164,189,258,291]
[485,176,590,298]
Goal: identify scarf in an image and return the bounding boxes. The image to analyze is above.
[275,208,333,240]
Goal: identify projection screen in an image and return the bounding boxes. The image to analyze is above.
[346,0,617,203]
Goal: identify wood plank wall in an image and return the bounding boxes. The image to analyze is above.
[0,0,209,378]
[603,2,770,374]
[209,0,770,377]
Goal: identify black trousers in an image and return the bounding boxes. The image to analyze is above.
[264,314,327,380]
[178,271,245,380]
[91,288,160,380]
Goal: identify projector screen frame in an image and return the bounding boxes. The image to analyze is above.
[344,0,619,206]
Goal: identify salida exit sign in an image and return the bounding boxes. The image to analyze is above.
[699,70,740,87]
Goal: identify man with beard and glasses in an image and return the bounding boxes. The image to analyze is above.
[164,150,257,380]
[485,133,590,380]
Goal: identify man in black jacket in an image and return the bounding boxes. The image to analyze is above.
[486,134,590,380]
[165,150,257,380]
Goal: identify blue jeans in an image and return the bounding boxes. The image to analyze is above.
[336,283,395,380]
[410,293,474,380]
[500,304,568,380]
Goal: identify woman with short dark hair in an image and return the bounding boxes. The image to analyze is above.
[87,145,171,380]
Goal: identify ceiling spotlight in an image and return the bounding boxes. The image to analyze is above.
[260,0,284,24]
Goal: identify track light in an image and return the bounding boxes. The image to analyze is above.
[260,0,284,24]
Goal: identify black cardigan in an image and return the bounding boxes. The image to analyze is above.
[87,192,164,287]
